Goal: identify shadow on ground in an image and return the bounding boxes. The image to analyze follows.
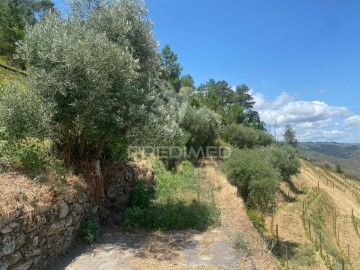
[51,227,196,270]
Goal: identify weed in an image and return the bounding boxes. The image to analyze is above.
[17,142,46,173]
[123,158,219,231]
[247,209,266,232]
[79,216,100,244]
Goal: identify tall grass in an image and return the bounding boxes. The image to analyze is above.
[123,158,219,231]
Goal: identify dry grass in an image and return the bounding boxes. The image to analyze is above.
[269,160,360,269]
[0,171,88,227]
[204,160,277,270]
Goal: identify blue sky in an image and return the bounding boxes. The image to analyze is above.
[54,0,360,142]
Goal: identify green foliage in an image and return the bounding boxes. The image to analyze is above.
[180,106,221,156]
[324,163,332,171]
[220,123,273,149]
[247,209,266,231]
[221,148,281,212]
[233,85,255,110]
[266,144,300,181]
[245,110,266,131]
[124,200,219,231]
[283,124,298,148]
[79,216,100,244]
[181,74,195,89]
[0,0,54,56]
[123,159,219,231]
[129,179,156,209]
[196,79,266,129]
[335,164,343,174]
[224,104,246,125]
[10,0,184,164]
[17,142,46,173]
[0,127,13,171]
[198,79,234,116]
[160,44,183,92]
[0,86,51,140]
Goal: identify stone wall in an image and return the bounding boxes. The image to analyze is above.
[0,159,154,270]
[0,191,93,270]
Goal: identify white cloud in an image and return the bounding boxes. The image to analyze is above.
[343,115,360,126]
[253,91,359,143]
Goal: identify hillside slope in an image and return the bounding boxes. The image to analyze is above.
[268,160,360,270]
[299,142,360,178]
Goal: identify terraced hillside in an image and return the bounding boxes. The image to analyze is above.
[267,160,360,270]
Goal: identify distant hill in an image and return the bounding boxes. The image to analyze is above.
[298,142,360,179]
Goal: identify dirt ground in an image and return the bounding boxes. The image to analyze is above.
[51,161,276,270]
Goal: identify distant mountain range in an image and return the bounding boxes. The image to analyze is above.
[298,142,360,179]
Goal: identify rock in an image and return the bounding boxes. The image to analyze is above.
[2,240,15,255]
[33,236,39,247]
[39,238,46,247]
[33,256,41,266]
[58,200,69,218]
[7,251,22,265]
[73,203,82,214]
[2,235,11,245]
[0,259,10,270]
[35,216,46,226]
[50,221,65,233]
[9,222,19,229]
[32,248,41,257]
[15,233,25,249]
[65,216,73,227]
[10,259,33,270]
[0,226,12,234]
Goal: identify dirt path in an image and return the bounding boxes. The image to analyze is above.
[51,161,276,270]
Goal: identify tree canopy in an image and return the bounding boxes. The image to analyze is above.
[0,0,54,55]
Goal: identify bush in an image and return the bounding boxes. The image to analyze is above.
[79,216,100,244]
[180,106,221,157]
[247,209,266,232]
[335,164,343,174]
[220,123,273,149]
[221,148,281,212]
[129,179,156,209]
[17,142,46,173]
[123,159,219,231]
[124,200,219,231]
[266,144,300,181]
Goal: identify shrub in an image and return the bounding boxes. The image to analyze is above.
[324,163,332,171]
[335,164,343,174]
[79,216,100,244]
[17,142,46,173]
[124,200,219,231]
[123,159,219,231]
[220,123,273,149]
[180,106,221,157]
[247,209,266,231]
[221,148,281,212]
[129,179,156,209]
[266,144,300,181]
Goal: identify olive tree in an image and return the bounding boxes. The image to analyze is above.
[15,0,179,164]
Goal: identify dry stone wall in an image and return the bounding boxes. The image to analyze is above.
[0,159,154,270]
[0,191,94,270]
